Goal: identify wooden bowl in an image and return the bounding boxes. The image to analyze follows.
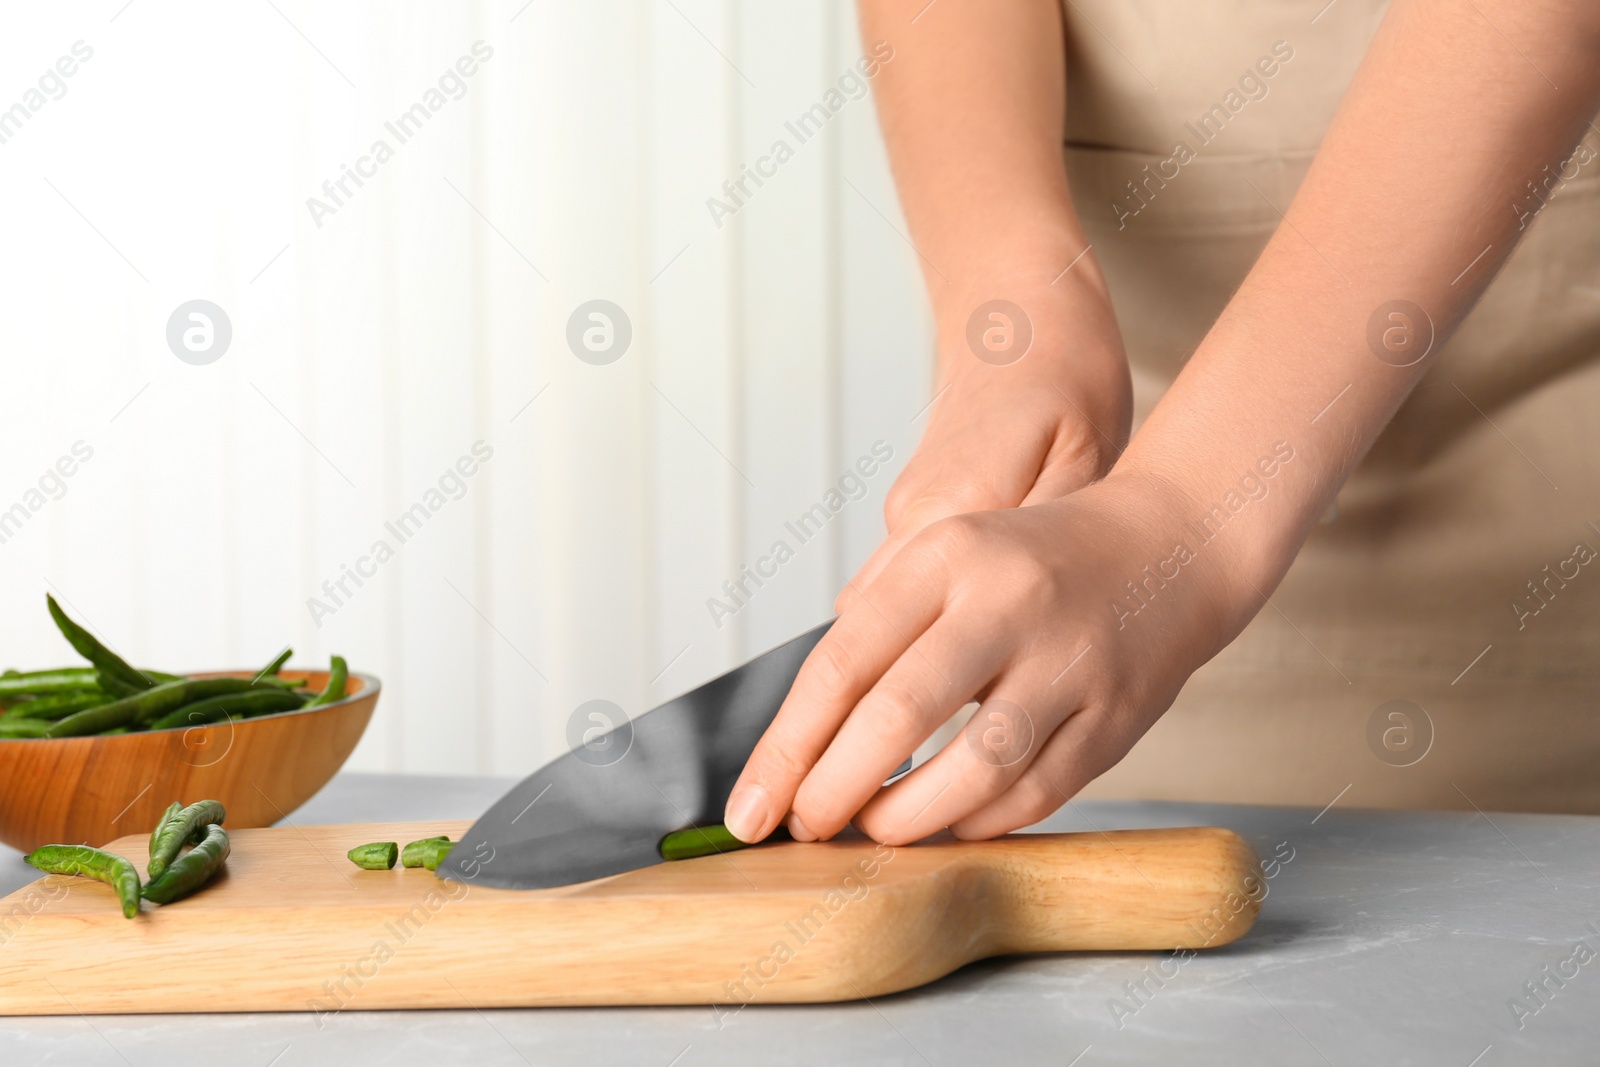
[0,670,379,854]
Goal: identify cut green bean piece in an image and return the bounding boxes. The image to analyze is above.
[46,594,155,692]
[418,839,454,871]
[26,844,142,918]
[142,824,229,905]
[400,836,451,868]
[147,799,226,879]
[305,656,349,708]
[348,842,399,870]
[659,824,751,861]
[0,719,51,739]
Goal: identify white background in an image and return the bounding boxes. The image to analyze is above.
[0,1,931,776]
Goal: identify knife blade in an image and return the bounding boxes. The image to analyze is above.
[438,619,885,890]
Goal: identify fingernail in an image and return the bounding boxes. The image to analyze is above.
[787,811,817,842]
[724,784,770,843]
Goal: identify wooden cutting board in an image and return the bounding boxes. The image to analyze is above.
[0,820,1262,1015]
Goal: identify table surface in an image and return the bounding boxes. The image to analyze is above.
[3,773,1596,1066]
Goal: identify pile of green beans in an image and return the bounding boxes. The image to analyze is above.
[25,797,231,919]
[0,594,352,740]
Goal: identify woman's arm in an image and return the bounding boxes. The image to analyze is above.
[840,0,1130,597]
[725,0,1600,846]
[1120,0,1600,636]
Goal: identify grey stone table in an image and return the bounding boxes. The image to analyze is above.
[2,773,1596,1066]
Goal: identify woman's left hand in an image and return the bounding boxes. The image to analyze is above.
[721,468,1255,845]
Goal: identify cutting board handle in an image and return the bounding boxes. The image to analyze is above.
[982,826,1263,954]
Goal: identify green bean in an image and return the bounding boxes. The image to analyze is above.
[146,689,306,731]
[47,678,277,738]
[659,823,751,861]
[255,648,292,680]
[2,691,109,721]
[0,668,101,698]
[253,676,309,689]
[348,842,399,870]
[46,594,155,691]
[400,836,451,868]
[147,802,207,858]
[0,719,51,739]
[146,799,226,879]
[100,726,130,735]
[304,655,349,708]
[96,670,146,699]
[142,824,229,905]
[26,844,142,919]
[148,801,181,861]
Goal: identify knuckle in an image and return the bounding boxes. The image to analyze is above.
[883,478,919,528]
[913,513,983,564]
[971,543,1060,614]
[912,487,1003,527]
[853,807,900,846]
[802,640,860,699]
[1014,779,1066,825]
[1006,554,1061,605]
[791,783,853,836]
[859,683,933,745]
[754,740,813,791]
[856,797,930,846]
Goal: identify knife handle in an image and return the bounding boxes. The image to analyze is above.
[980,827,1262,954]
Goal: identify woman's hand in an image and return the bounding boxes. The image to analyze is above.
[844,268,1132,600]
[723,469,1259,846]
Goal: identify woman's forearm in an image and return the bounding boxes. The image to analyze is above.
[1114,0,1600,632]
[860,0,1104,326]
[846,0,1132,554]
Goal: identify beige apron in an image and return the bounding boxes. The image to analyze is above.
[1060,1,1600,812]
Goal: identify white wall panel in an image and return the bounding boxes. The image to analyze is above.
[0,0,929,779]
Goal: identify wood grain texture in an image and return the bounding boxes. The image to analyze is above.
[0,820,1261,1015]
[0,672,378,854]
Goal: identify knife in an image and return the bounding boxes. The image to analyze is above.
[437,620,909,890]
